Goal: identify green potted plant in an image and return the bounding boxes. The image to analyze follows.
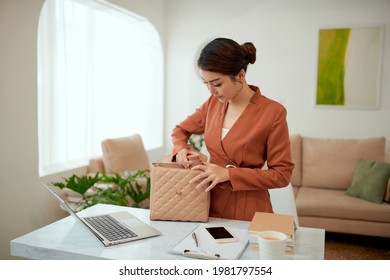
[51,170,150,211]
[188,134,204,152]
[101,170,150,209]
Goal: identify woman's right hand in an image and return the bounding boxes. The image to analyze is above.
[176,149,204,169]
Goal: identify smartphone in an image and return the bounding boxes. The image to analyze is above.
[205,226,237,243]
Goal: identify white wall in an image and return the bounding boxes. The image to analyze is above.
[0,0,389,260]
[0,0,54,260]
[0,0,166,260]
[164,0,390,160]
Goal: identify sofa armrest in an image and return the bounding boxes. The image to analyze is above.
[290,134,302,187]
[385,178,390,202]
[87,158,105,174]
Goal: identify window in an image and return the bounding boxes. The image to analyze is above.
[38,0,163,176]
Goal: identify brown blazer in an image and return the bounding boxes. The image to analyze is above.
[171,86,294,221]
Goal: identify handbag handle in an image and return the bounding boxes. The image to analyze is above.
[152,162,182,168]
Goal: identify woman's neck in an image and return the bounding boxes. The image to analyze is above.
[230,84,254,106]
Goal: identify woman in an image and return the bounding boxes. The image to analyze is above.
[171,38,294,221]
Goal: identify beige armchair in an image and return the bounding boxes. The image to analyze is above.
[88,133,150,175]
[63,134,151,209]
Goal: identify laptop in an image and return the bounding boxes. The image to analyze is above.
[42,183,161,246]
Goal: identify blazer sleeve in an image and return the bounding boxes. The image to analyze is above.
[171,98,210,156]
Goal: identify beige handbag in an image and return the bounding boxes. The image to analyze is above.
[149,162,210,222]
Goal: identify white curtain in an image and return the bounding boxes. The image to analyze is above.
[38,0,163,176]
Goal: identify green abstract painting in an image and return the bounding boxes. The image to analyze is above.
[316,26,383,108]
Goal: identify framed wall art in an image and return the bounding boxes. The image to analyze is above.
[315,25,384,109]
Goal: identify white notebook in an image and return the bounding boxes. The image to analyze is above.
[170,224,249,260]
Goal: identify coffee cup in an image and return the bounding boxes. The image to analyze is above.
[257,231,288,260]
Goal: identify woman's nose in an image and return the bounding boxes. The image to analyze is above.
[209,86,217,95]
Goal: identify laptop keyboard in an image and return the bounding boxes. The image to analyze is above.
[84,214,138,241]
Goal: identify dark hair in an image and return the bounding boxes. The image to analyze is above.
[197,38,256,77]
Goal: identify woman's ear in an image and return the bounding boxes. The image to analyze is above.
[237,69,246,81]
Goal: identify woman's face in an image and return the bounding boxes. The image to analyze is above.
[199,70,242,103]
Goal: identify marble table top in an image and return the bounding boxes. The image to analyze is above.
[10,204,324,260]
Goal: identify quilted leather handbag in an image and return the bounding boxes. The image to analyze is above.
[150,162,210,222]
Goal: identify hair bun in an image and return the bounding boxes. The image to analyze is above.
[198,38,256,75]
[241,42,256,64]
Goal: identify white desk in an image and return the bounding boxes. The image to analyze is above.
[10,204,325,260]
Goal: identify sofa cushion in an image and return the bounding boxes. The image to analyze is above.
[301,137,385,190]
[290,134,302,187]
[346,159,390,203]
[101,134,150,175]
[296,187,390,223]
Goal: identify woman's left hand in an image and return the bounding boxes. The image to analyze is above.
[189,162,230,192]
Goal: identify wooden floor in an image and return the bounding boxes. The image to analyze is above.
[324,232,390,260]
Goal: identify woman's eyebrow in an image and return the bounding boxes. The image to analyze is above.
[202,77,221,83]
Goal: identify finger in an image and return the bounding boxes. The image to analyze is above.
[182,160,190,169]
[205,181,218,192]
[177,152,190,169]
[190,164,205,171]
[189,172,208,184]
[195,177,213,190]
[196,176,220,192]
